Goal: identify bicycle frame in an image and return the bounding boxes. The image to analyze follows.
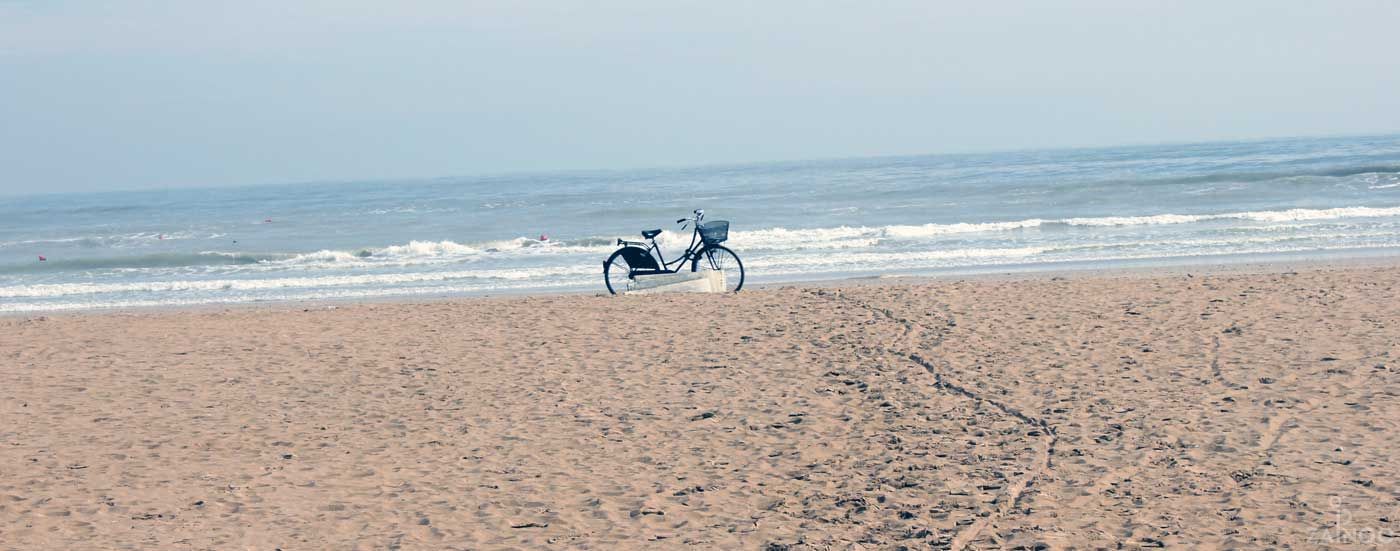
[617,224,709,275]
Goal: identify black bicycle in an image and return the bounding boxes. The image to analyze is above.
[603,209,745,294]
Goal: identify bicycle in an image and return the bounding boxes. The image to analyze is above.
[603,209,745,295]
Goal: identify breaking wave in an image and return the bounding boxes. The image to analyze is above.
[5,205,1399,275]
[0,265,599,299]
[729,205,1400,250]
[0,231,210,250]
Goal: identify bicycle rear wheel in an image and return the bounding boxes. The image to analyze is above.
[691,245,744,292]
[603,249,633,295]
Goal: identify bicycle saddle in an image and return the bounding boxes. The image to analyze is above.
[641,229,662,239]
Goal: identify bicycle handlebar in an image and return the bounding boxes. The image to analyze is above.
[621,211,707,246]
[676,210,706,225]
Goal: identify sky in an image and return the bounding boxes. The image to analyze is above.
[2,0,1400,196]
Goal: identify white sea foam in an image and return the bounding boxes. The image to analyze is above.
[728,226,881,250]
[1061,206,1400,226]
[1061,213,1208,226]
[235,237,611,270]
[0,276,594,313]
[719,220,1046,252]
[882,219,1048,237]
[377,240,481,257]
[154,205,1400,272]
[6,204,1400,310]
[0,230,204,249]
[0,264,599,299]
[747,246,1050,270]
[749,242,1400,280]
[733,206,1400,250]
[1231,206,1400,222]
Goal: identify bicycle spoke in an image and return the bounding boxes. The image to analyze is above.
[692,247,742,292]
[605,254,632,294]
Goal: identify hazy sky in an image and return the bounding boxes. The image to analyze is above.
[3,1,1399,195]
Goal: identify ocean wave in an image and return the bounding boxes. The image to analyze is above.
[260,237,612,269]
[0,251,281,274]
[0,276,596,313]
[1059,214,1207,226]
[0,245,1050,303]
[748,241,1400,279]
[1059,206,1400,226]
[1039,232,1400,253]
[10,240,1399,314]
[0,264,599,299]
[1231,206,1400,222]
[0,237,593,274]
[360,206,459,215]
[6,236,1400,309]
[0,231,208,250]
[6,205,1399,275]
[747,246,1049,270]
[1057,163,1400,190]
[728,205,1400,250]
[882,219,1048,238]
[1317,165,1400,178]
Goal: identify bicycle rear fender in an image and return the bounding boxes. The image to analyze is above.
[618,246,661,271]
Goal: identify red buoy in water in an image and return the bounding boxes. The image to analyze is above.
[38,255,46,262]
[539,234,549,242]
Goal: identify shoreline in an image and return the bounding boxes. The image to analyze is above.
[11,248,1400,319]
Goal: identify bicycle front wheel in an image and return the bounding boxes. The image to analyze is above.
[691,245,744,292]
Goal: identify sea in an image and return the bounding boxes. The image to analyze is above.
[4,134,1400,313]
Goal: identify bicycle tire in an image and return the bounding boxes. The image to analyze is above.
[690,245,744,292]
[603,249,633,295]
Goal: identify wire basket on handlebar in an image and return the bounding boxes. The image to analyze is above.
[697,221,729,245]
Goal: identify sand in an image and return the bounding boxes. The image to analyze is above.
[3,264,1399,549]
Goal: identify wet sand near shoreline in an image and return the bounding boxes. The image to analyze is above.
[2,265,1398,549]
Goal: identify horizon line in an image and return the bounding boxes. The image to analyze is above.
[5,130,1399,200]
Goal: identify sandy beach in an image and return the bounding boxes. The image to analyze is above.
[3,263,1399,549]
